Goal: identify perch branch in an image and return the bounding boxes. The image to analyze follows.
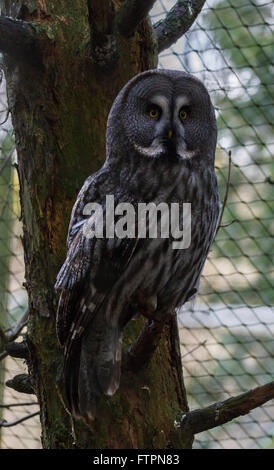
[180,381,274,435]
[154,0,206,53]
[0,411,40,427]
[115,0,158,38]
[0,17,38,62]
[124,312,173,371]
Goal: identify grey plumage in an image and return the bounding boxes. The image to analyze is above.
[55,69,220,421]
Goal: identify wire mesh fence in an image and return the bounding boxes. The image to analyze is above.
[0,0,273,449]
[0,75,41,448]
[153,0,274,449]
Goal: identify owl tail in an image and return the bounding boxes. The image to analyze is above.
[64,315,123,422]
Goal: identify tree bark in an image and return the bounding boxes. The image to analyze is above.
[1,0,192,449]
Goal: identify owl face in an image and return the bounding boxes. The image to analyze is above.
[117,70,217,163]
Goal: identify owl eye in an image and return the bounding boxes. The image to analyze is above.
[148,106,161,119]
[179,108,188,121]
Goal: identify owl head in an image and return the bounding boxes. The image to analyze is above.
[106,69,217,167]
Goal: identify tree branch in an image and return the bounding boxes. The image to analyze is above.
[124,312,173,371]
[115,0,158,38]
[5,341,29,360]
[180,381,274,435]
[0,401,38,408]
[5,373,34,394]
[0,411,39,427]
[0,17,39,62]
[154,0,206,53]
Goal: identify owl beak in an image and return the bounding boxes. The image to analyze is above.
[163,127,177,155]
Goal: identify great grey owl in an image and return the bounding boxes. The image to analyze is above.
[55,69,220,421]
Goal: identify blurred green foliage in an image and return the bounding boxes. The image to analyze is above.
[203,0,274,305]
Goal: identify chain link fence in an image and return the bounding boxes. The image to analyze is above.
[0,0,273,449]
[0,75,41,448]
[0,82,21,326]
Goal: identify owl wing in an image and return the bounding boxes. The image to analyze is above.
[55,174,99,291]
[55,171,139,347]
[55,173,142,415]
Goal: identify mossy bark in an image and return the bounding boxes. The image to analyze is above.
[2,0,193,449]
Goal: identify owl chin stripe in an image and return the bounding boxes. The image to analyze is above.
[133,142,164,158]
[177,149,197,160]
[133,142,196,160]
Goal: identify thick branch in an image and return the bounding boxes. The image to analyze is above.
[124,312,173,371]
[180,381,274,435]
[0,17,39,62]
[5,341,29,360]
[154,0,206,53]
[6,373,34,394]
[116,0,158,38]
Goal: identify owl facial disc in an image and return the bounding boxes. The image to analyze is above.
[106,69,217,166]
[131,92,198,160]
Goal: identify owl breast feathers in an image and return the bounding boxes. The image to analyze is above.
[55,69,220,421]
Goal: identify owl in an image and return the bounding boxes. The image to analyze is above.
[55,69,220,421]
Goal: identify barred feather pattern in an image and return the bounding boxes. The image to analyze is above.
[55,69,220,421]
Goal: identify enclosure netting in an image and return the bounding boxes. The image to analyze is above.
[0,0,273,449]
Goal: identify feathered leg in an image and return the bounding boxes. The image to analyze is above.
[63,303,123,421]
[77,318,123,420]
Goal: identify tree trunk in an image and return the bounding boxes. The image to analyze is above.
[2,0,192,449]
